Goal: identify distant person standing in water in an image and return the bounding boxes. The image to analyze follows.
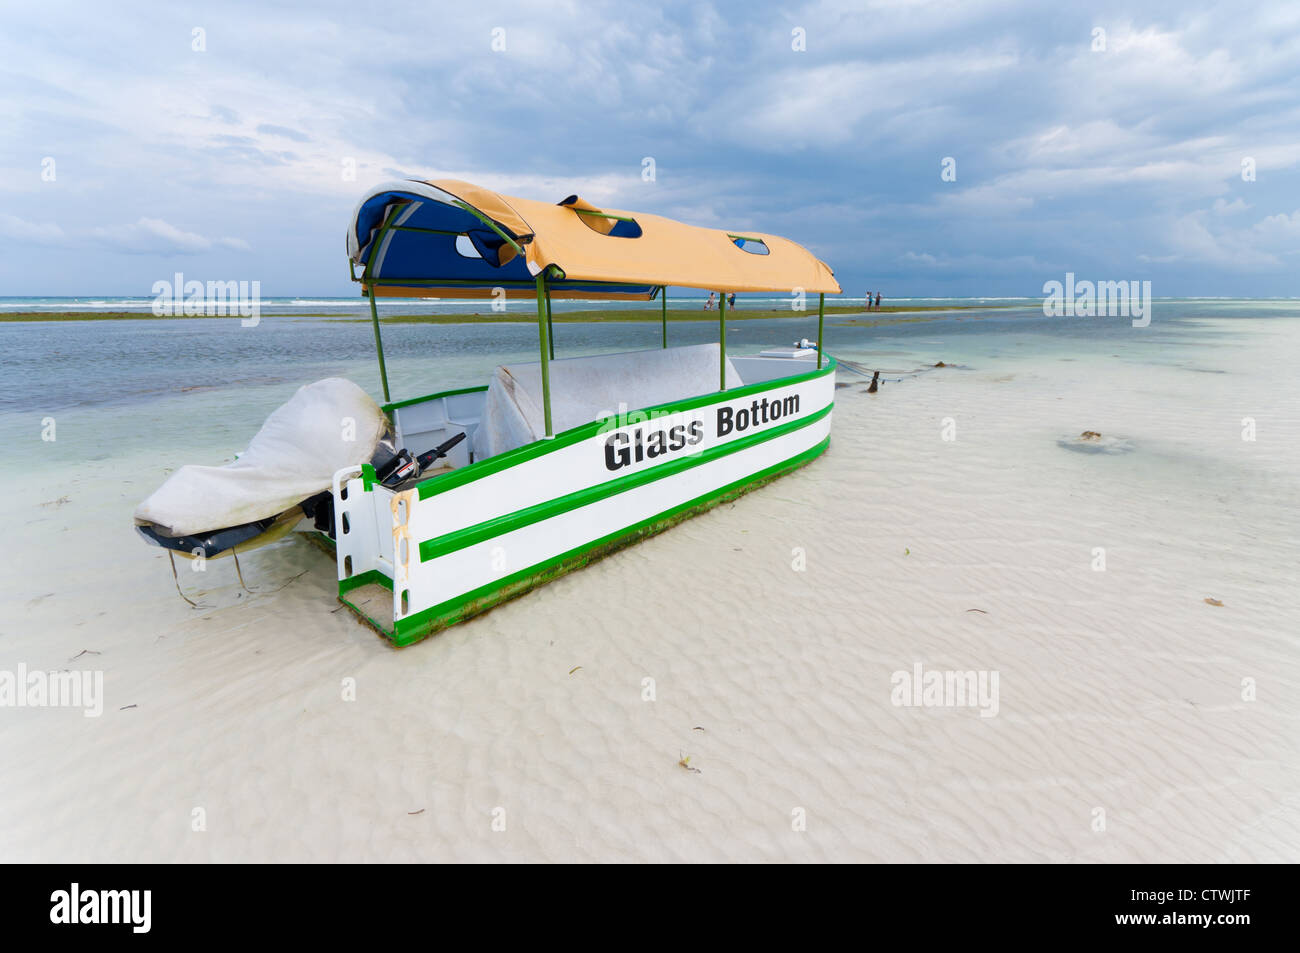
[875,292,882,309]
[728,293,736,309]
[705,292,715,311]
[865,291,873,311]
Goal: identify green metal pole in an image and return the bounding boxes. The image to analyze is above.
[449,200,524,257]
[546,286,555,360]
[816,292,825,369]
[661,286,667,348]
[360,206,402,405]
[535,275,554,437]
[718,289,727,390]
[368,286,391,403]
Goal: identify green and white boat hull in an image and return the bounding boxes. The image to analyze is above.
[333,353,835,646]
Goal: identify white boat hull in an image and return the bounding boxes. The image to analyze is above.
[333,354,835,645]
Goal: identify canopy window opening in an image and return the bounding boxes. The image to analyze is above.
[574,211,644,238]
[557,194,644,238]
[730,235,770,255]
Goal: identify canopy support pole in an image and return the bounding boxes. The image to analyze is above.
[661,287,667,348]
[718,290,727,390]
[368,286,391,403]
[361,204,404,405]
[535,274,554,437]
[816,292,825,370]
[546,286,555,360]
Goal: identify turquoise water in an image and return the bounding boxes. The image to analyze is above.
[2,299,1298,475]
[0,294,1041,314]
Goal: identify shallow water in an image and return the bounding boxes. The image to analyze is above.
[2,299,1297,468]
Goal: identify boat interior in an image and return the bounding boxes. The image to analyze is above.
[386,344,822,483]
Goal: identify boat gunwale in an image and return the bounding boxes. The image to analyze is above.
[382,383,489,413]
[403,351,837,501]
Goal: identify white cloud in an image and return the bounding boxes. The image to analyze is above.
[1145,206,1300,270]
[1,214,250,255]
[0,214,67,244]
[898,250,1053,274]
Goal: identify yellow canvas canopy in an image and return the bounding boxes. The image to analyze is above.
[347,179,841,298]
[346,178,841,410]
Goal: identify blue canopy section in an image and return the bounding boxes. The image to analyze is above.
[352,189,656,299]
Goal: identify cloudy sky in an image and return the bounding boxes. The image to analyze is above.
[2,0,1298,297]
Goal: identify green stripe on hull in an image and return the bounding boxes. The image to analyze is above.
[382,434,830,647]
[419,403,832,563]
[416,355,836,501]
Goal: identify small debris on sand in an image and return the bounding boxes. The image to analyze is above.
[1057,432,1134,454]
[678,754,701,774]
[1204,598,1224,607]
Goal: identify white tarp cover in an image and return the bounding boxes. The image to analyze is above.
[473,343,741,459]
[134,378,389,536]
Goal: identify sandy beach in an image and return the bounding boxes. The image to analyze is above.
[2,307,1296,863]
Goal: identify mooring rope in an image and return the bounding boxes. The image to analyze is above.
[169,545,305,607]
[233,548,308,595]
[231,549,255,594]
[167,550,202,609]
[798,340,906,382]
[834,357,906,383]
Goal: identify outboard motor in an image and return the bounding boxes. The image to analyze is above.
[379,432,467,488]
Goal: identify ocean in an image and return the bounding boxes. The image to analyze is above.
[3,294,1295,493]
[5,298,1300,419]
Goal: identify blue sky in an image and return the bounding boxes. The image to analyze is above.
[2,0,1298,297]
